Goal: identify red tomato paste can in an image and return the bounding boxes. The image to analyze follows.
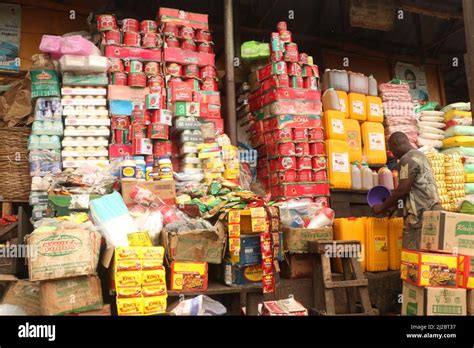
[304,76,319,90]
[153,141,172,157]
[287,62,302,76]
[197,42,213,53]
[279,30,292,43]
[130,123,148,140]
[295,142,310,156]
[297,169,313,182]
[112,116,130,130]
[140,20,157,33]
[97,14,117,32]
[110,72,127,85]
[272,129,292,142]
[122,18,139,33]
[162,23,179,37]
[309,142,326,156]
[271,51,283,62]
[147,75,164,87]
[200,66,217,79]
[108,58,124,73]
[104,29,121,45]
[278,170,296,183]
[277,21,288,32]
[142,33,158,48]
[114,129,129,144]
[179,26,195,40]
[128,72,146,87]
[291,76,304,89]
[277,142,296,156]
[167,63,182,77]
[313,169,328,182]
[308,128,324,142]
[293,128,308,141]
[165,36,180,48]
[201,78,218,91]
[299,53,309,64]
[144,62,160,76]
[124,60,143,73]
[181,39,197,52]
[312,156,327,170]
[123,31,141,47]
[296,156,312,169]
[195,29,212,42]
[183,64,199,78]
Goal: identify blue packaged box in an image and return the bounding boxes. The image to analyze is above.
[227,232,283,266]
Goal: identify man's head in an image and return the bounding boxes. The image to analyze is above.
[405,69,416,90]
[388,132,414,159]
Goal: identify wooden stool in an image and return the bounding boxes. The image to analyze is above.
[308,240,374,316]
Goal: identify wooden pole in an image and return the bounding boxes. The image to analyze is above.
[463,0,474,109]
[224,0,237,145]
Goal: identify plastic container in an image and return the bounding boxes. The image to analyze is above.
[307,208,335,229]
[133,156,146,181]
[326,139,351,189]
[322,88,340,111]
[392,169,399,189]
[368,74,378,96]
[333,217,366,272]
[348,93,367,121]
[372,170,379,187]
[367,186,391,207]
[324,110,346,141]
[366,96,384,123]
[322,69,349,92]
[361,164,373,191]
[158,156,173,180]
[379,166,394,190]
[348,72,369,95]
[336,91,349,118]
[361,122,387,165]
[351,162,362,190]
[365,217,389,272]
[120,158,136,180]
[344,119,362,163]
[388,217,403,271]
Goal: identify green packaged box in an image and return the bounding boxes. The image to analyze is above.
[62,72,109,86]
[31,70,60,98]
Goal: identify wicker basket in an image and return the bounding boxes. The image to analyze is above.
[0,128,31,202]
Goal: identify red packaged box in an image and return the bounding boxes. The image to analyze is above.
[109,144,133,158]
[202,103,221,119]
[297,169,313,182]
[157,8,209,30]
[312,156,328,170]
[199,117,224,135]
[270,183,330,198]
[105,45,162,61]
[295,142,310,156]
[304,76,319,90]
[269,156,296,171]
[170,81,193,102]
[132,138,153,155]
[271,51,283,62]
[257,165,269,179]
[291,76,304,89]
[153,140,172,156]
[269,170,297,186]
[270,128,292,142]
[250,133,265,148]
[163,47,215,67]
[193,91,221,105]
[264,115,322,131]
[296,156,312,169]
[111,116,130,130]
[250,120,265,135]
[308,128,324,142]
[257,62,287,82]
[107,85,149,101]
[130,123,148,140]
[293,128,308,141]
[267,142,295,157]
[260,88,321,110]
[313,169,328,182]
[309,142,326,155]
[279,30,292,43]
[148,123,169,140]
[199,65,218,80]
[269,100,322,116]
[301,65,315,77]
[150,109,172,126]
[260,74,290,91]
[287,62,302,77]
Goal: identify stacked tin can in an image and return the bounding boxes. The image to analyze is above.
[247,22,329,204]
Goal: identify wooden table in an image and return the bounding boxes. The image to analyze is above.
[330,189,374,218]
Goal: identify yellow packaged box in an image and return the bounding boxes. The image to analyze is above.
[400,249,458,288]
[458,255,474,289]
[142,296,167,315]
[170,261,208,292]
[117,298,143,316]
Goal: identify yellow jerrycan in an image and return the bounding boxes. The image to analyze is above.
[361,121,387,165]
[344,118,362,163]
[326,139,352,189]
[388,217,403,270]
[336,90,349,118]
[324,110,347,141]
[348,92,367,121]
[333,217,366,272]
[366,95,384,123]
[365,217,389,272]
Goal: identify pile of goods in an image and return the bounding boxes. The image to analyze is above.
[416,104,445,149]
[425,151,450,211]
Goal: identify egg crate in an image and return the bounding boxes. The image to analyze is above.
[61,87,107,96]
[61,98,107,106]
[64,117,111,126]
[62,107,109,117]
[64,128,110,136]
[62,139,109,147]
[62,159,110,168]
[62,150,109,157]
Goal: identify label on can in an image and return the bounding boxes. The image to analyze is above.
[128,72,146,87]
[179,26,195,40]
[110,72,128,86]
[181,39,197,52]
[121,165,136,179]
[114,129,129,144]
[140,20,157,33]
[122,18,140,33]
[159,162,173,179]
[97,14,117,32]
[167,63,182,77]
[112,116,130,130]
[125,60,143,73]
[130,123,148,140]
[293,128,308,141]
[123,32,141,47]
[201,78,218,91]
[277,21,288,32]
[184,64,199,78]
[108,58,124,73]
[142,32,158,48]
[144,62,159,76]
[163,23,179,37]
[147,75,164,87]
[200,66,217,79]
[291,76,304,89]
[279,30,292,43]
[104,29,121,45]
[197,42,212,53]
[297,169,313,182]
[195,29,212,42]
[165,36,180,48]
[295,142,310,156]
[304,76,318,90]
[296,156,312,170]
[153,141,172,156]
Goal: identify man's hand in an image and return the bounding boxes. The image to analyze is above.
[372,204,385,215]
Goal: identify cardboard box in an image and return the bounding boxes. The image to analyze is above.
[26,229,101,282]
[401,249,458,288]
[62,72,108,86]
[421,211,474,256]
[270,183,330,198]
[173,101,202,117]
[193,91,221,105]
[170,261,208,292]
[199,118,224,135]
[162,224,226,264]
[62,106,109,117]
[109,144,132,158]
[105,45,162,61]
[402,282,467,316]
[261,297,308,316]
[62,150,109,158]
[65,304,111,316]
[227,234,261,266]
[468,290,474,315]
[283,226,333,253]
[121,180,176,206]
[109,100,133,116]
[174,117,201,131]
[257,62,287,82]
[31,69,60,98]
[262,115,322,132]
[458,255,474,289]
[157,7,208,29]
[148,123,169,140]
[163,47,215,67]
[250,88,321,111]
[280,254,313,279]
[40,276,103,315]
[169,81,193,102]
[1,280,41,315]
[107,85,149,101]
[221,262,262,286]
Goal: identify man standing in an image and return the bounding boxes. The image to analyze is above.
[372,132,442,250]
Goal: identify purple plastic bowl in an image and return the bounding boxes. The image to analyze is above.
[367,185,391,207]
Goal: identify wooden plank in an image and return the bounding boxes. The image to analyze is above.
[167,280,261,297]
[463,0,474,108]
[245,292,259,316]
[350,257,374,315]
[342,257,357,314]
[401,2,464,20]
[325,279,368,289]
[312,254,327,313]
[320,255,336,315]
[1,203,12,218]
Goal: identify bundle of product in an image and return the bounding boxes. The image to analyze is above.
[442,153,465,212]
[425,150,450,211]
[379,82,417,151]
[416,103,445,149]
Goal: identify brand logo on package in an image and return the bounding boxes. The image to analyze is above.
[37,234,83,256]
[455,221,474,237]
[36,71,52,80]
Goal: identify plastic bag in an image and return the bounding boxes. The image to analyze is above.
[169,295,227,316]
[0,304,26,316]
[134,210,163,244]
[444,125,474,138]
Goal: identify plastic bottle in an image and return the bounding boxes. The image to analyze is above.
[322,88,341,111]
[379,166,395,190]
[351,162,362,190]
[307,208,335,229]
[120,157,136,181]
[372,170,379,187]
[361,163,373,191]
[158,156,173,180]
[145,155,154,181]
[368,74,378,96]
[392,169,399,190]
[133,156,146,181]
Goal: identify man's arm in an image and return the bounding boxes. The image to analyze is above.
[373,177,415,215]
